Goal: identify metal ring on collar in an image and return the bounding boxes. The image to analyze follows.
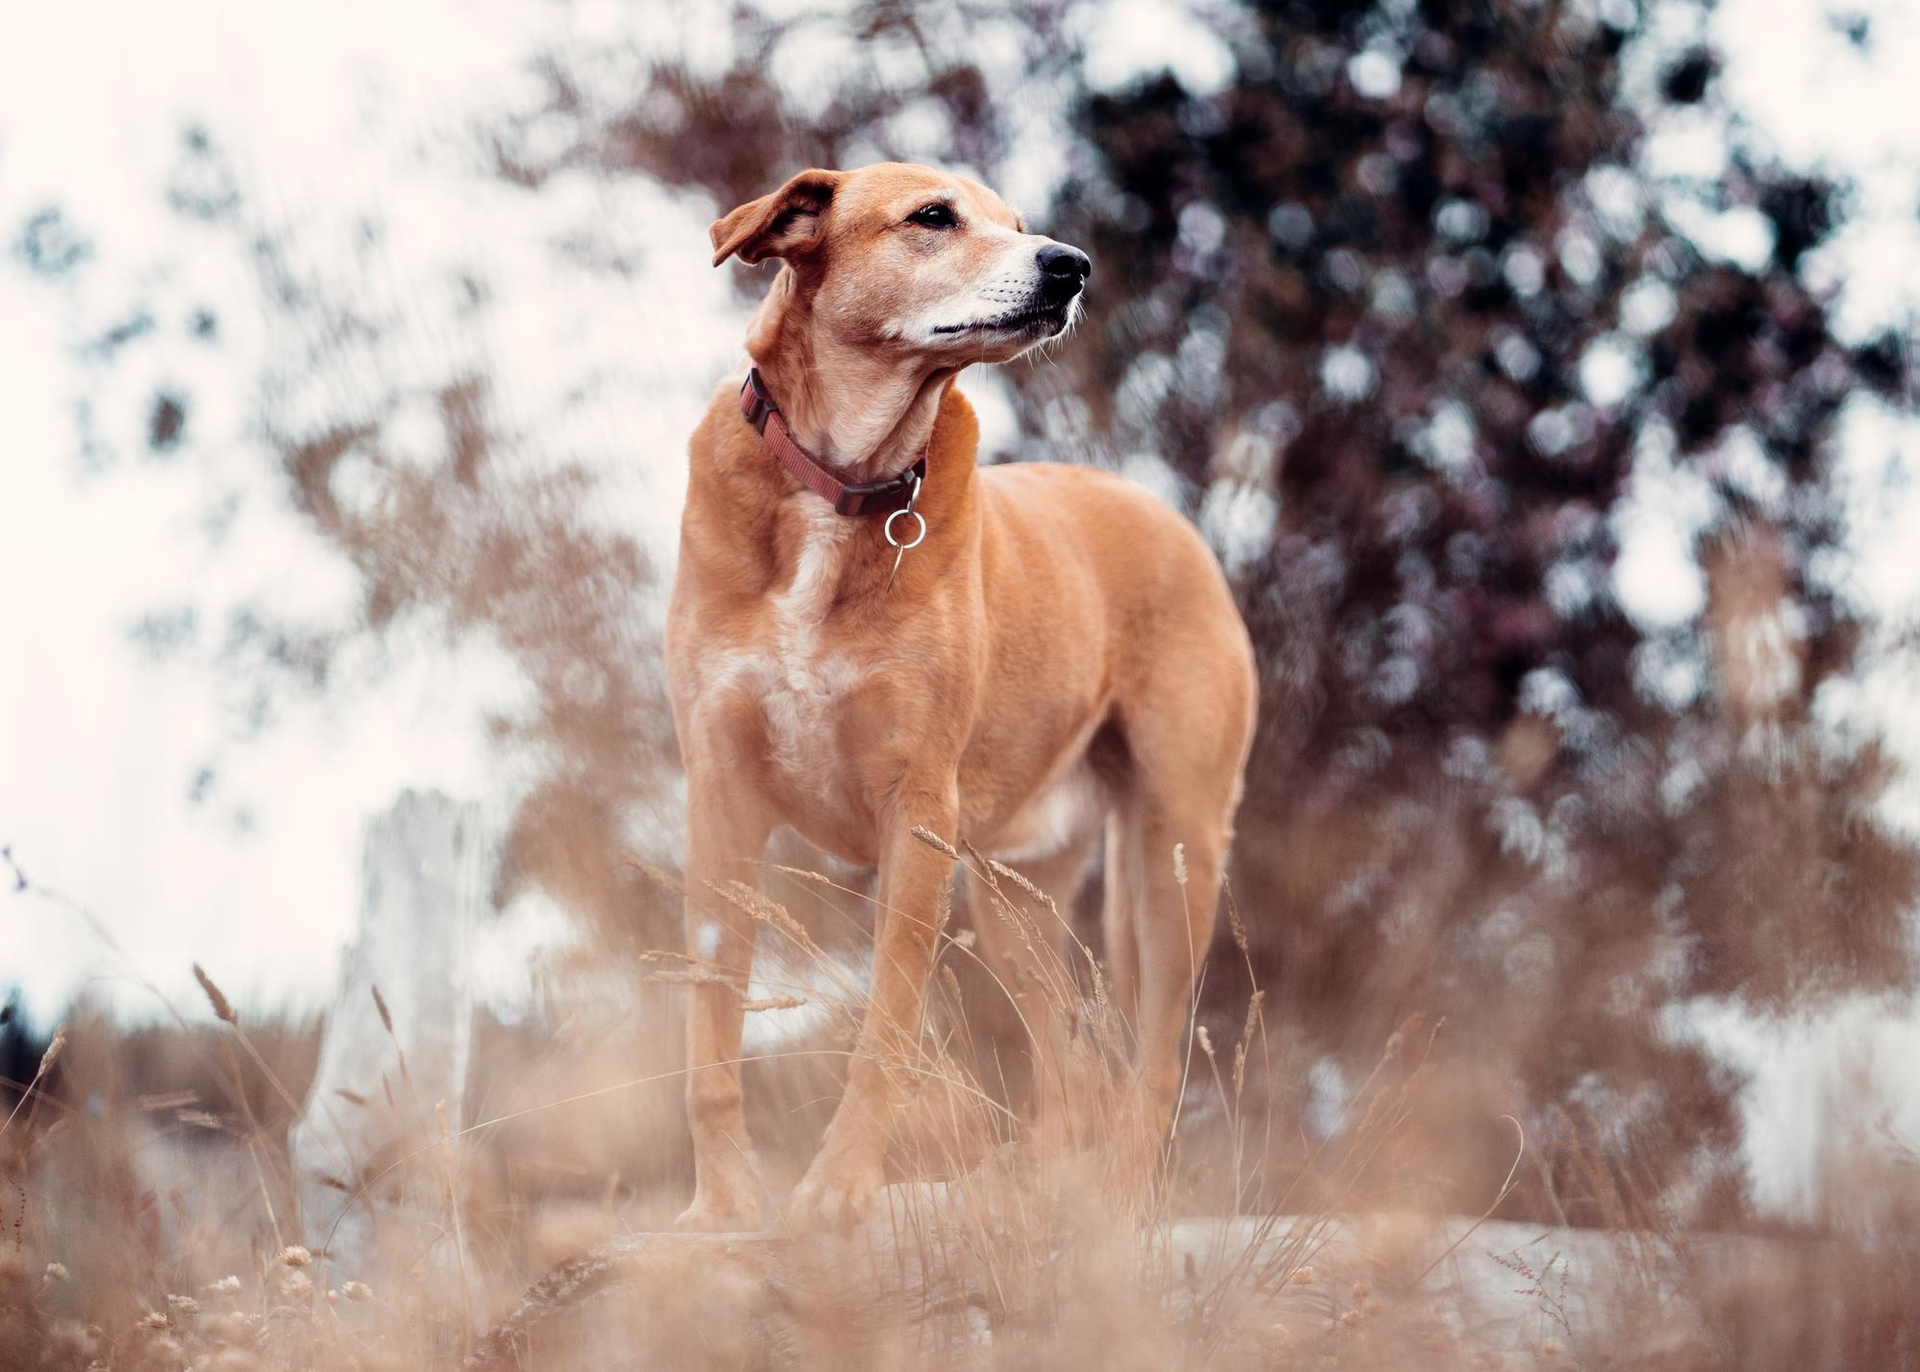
[884,508,927,551]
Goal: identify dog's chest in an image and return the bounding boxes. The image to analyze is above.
[700,510,865,796]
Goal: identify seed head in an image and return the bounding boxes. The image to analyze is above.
[193,965,237,1024]
[910,825,960,859]
[37,1027,67,1078]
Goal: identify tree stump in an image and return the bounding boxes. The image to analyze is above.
[289,789,489,1281]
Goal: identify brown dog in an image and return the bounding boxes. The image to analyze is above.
[666,163,1255,1231]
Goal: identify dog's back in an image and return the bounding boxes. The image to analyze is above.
[971,456,1255,819]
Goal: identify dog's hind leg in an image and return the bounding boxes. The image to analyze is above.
[1100,805,1141,1032]
[1111,646,1253,1145]
[965,833,1098,1148]
[1123,795,1228,1139]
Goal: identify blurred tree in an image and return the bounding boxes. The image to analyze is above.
[1040,0,1920,1222]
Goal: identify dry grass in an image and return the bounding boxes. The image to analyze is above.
[5,849,1918,1372]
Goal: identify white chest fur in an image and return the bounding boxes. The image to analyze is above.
[700,503,863,796]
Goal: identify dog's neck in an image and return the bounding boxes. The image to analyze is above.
[746,277,958,484]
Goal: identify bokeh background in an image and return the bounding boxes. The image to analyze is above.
[6,0,1920,1266]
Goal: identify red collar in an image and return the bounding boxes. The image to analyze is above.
[739,368,927,516]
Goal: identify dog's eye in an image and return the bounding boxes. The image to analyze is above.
[908,203,958,229]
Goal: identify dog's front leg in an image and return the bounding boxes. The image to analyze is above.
[675,770,772,1233]
[788,781,957,1230]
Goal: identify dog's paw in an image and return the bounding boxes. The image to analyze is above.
[673,1197,764,1234]
[674,1174,765,1234]
[785,1150,885,1233]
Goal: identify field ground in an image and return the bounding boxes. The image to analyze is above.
[6,985,1917,1372]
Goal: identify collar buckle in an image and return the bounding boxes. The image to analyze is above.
[741,369,778,434]
[833,458,926,516]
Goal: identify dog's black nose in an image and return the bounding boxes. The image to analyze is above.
[1036,245,1090,303]
[1037,243,1092,285]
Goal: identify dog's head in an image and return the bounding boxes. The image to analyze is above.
[710,163,1090,366]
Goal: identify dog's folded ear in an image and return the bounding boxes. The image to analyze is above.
[710,169,843,268]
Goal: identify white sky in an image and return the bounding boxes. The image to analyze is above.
[1,0,1917,1215]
